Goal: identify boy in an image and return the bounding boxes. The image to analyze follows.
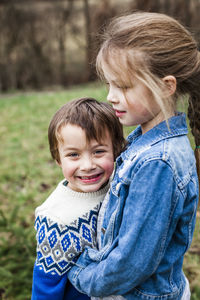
[31,97,125,300]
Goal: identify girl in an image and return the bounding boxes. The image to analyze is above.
[68,12,200,300]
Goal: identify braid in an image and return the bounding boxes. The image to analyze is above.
[188,96,200,146]
[187,51,200,190]
[188,98,200,191]
[194,148,200,196]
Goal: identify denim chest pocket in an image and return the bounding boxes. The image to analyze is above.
[101,180,128,250]
[99,157,134,252]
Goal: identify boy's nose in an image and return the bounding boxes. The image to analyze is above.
[80,156,95,171]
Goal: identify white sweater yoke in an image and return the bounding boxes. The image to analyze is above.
[35,179,110,226]
[34,179,110,277]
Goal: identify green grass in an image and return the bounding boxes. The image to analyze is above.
[0,82,199,299]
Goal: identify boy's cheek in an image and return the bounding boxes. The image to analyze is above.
[102,161,115,177]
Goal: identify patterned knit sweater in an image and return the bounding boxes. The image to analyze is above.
[31,179,109,300]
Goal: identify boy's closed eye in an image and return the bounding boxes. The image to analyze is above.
[94,149,106,155]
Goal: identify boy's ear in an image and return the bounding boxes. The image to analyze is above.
[162,75,176,96]
[56,160,61,167]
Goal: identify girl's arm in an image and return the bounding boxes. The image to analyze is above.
[68,159,178,297]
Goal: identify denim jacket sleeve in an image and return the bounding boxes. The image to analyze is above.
[68,158,179,297]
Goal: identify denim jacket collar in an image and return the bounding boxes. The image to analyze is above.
[116,113,188,166]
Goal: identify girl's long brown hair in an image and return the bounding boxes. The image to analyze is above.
[96,12,200,189]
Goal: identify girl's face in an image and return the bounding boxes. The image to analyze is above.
[103,64,165,134]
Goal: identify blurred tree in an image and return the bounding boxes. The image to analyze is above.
[57,0,74,86]
[0,0,199,91]
[84,0,117,81]
[83,0,93,80]
[132,0,159,12]
[131,0,200,46]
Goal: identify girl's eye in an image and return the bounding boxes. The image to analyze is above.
[105,82,110,89]
[116,84,130,90]
[112,82,130,90]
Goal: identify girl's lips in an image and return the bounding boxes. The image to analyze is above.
[115,110,126,118]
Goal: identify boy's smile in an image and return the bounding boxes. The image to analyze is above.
[77,173,103,183]
[58,124,114,193]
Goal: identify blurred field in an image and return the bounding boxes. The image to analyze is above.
[0,82,199,299]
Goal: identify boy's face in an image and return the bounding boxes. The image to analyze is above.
[57,124,114,193]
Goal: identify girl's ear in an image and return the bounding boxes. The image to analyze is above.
[162,75,177,96]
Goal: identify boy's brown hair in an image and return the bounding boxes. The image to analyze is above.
[48,97,126,163]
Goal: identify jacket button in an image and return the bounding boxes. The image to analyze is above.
[101,227,106,234]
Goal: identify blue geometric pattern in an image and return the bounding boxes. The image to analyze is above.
[34,205,100,276]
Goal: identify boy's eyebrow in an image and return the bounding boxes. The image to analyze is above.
[62,146,79,152]
[62,143,110,152]
[92,143,111,149]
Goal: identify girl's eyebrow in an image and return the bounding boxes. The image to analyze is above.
[106,79,121,85]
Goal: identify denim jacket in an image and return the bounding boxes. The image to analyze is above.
[68,113,199,300]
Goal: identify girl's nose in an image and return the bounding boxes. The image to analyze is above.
[107,87,118,104]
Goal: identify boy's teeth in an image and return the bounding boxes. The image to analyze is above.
[81,175,97,179]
